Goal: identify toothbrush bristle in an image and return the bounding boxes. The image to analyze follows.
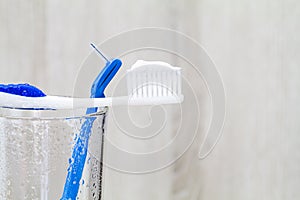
[127,61,182,100]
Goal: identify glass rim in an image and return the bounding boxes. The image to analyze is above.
[0,107,108,120]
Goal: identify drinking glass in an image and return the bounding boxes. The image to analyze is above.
[0,107,108,200]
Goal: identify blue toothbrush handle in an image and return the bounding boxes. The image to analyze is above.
[61,117,97,200]
[61,97,103,200]
[90,59,122,98]
[61,57,122,200]
[0,83,46,97]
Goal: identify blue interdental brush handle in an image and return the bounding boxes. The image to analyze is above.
[61,44,122,200]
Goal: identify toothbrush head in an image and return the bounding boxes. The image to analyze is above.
[126,60,183,104]
[0,83,46,97]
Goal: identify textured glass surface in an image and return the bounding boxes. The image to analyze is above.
[0,107,107,200]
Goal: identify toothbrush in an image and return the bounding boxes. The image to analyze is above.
[0,61,183,110]
[58,59,182,200]
[0,54,183,200]
[61,43,122,200]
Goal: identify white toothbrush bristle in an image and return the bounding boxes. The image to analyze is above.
[127,60,183,103]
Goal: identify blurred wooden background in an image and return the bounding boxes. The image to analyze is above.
[0,0,299,199]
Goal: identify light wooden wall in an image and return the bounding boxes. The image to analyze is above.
[0,0,299,199]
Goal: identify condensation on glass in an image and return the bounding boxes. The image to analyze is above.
[0,107,108,200]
